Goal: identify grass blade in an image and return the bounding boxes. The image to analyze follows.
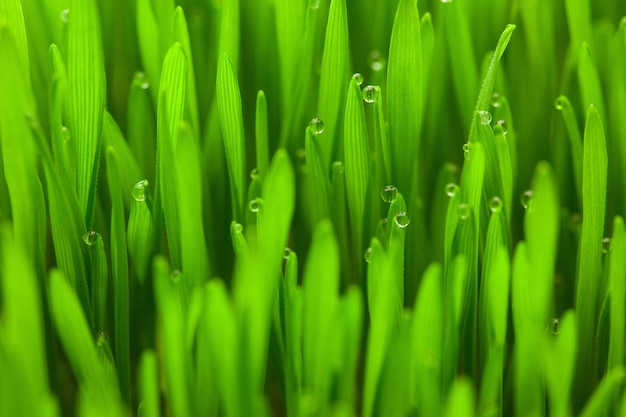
[317,0,350,166]
[305,126,331,227]
[387,0,421,198]
[176,121,209,285]
[302,220,340,415]
[153,257,191,417]
[255,90,270,177]
[217,53,247,222]
[608,216,626,371]
[575,104,608,399]
[105,147,131,404]
[344,78,370,270]
[555,95,583,207]
[525,162,559,329]
[67,0,106,229]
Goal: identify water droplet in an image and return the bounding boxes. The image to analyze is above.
[308,0,320,9]
[60,9,69,23]
[394,212,410,228]
[602,237,611,254]
[296,148,306,159]
[352,73,364,86]
[362,85,378,103]
[171,269,182,282]
[308,117,324,135]
[491,93,502,108]
[462,142,470,160]
[445,183,459,197]
[368,50,386,72]
[82,231,99,246]
[555,97,565,111]
[332,160,344,175]
[520,190,533,210]
[495,119,508,135]
[132,179,149,202]
[478,110,492,125]
[250,168,260,180]
[233,222,243,234]
[249,197,264,213]
[61,126,71,142]
[364,247,372,263]
[381,185,398,203]
[489,196,503,212]
[441,0,453,3]
[457,203,471,220]
[551,318,559,335]
[96,331,109,341]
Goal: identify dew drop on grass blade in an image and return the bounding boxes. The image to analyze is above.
[387,0,422,200]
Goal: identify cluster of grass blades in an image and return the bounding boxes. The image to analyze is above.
[2,0,626,416]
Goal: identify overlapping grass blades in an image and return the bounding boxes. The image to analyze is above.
[4,0,626,416]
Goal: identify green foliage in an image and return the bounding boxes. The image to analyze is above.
[2,0,626,416]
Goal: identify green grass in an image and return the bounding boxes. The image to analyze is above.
[2,0,626,416]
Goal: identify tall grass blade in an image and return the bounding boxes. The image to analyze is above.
[302,220,340,415]
[575,105,608,399]
[217,54,247,222]
[344,78,370,270]
[105,147,131,404]
[318,0,350,166]
[67,0,106,229]
[387,0,421,198]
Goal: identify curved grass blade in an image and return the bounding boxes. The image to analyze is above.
[575,105,607,398]
[580,367,625,417]
[217,54,247,222]
[469,25,515,141]
[387,0,421,198]
[555,95,583,207]
[318,0,350,166]
[67,0,106,229]
[156,43,187,268]
[105,147,131,404]
[49,269,123,414]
